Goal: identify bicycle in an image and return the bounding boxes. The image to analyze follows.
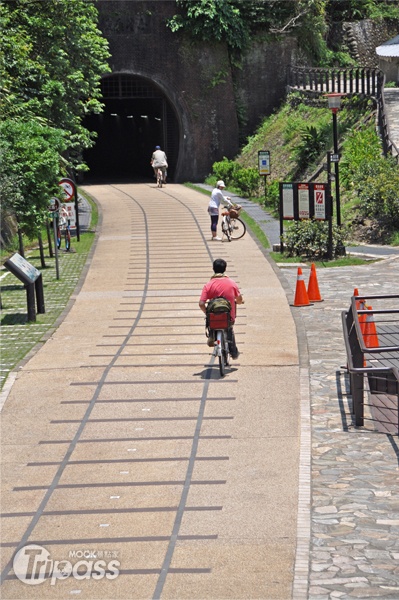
[221,204,246,241]
[207,310,231,377]
[57,215,71,252]
[156,168,165,188]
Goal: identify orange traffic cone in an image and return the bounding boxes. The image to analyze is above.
[363,305,379,348]
[307,263,323,302]
[293,267,311,307]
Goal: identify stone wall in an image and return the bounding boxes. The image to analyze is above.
[97,0,240,181]
[342,19,398,67]
[234,36,297,141]
[96,1,297,181]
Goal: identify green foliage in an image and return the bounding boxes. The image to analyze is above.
[292,125,324,172]
[211,157,259,197]
[167,0,249,52]
[0,0,110,242]
[283,219,347,259]
[234,167,259,196]
[168,0,330,62]
[339,123,399,228]
[266,180,280,214]
[0,119,66,236]
[326,0,399,20]
[357,160,399,227]
[0,0,111,169]
[212,157,241,184]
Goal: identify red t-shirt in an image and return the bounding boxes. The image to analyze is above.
[200,276,240,321]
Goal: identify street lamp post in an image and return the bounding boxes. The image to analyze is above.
[325,93,344,227]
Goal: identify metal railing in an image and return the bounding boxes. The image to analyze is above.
[288,65,398,162]
[342,294,399,432]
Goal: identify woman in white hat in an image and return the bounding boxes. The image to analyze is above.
[208,180,233,241]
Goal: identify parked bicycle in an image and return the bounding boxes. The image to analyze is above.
[221,204,246,241]
[57,209,71,252]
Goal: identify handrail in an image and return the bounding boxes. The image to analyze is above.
[287,65,397,162]
[342,294,399,429]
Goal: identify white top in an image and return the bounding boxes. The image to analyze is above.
[208,187,232,215]
[151,150,168,167]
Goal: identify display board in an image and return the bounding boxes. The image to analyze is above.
[4,253,41,284]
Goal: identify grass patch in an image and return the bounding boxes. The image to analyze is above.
[240,212,270,249]
[270,252,376,268]
[184,182,211,196]
[0,190,96,390]
[388,231,399,246]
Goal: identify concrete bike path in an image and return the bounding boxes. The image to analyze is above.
[0,183,301,599]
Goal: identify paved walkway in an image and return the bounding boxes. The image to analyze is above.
[384,87,399,156]
[1,182,398,599]
[0,183,300,599]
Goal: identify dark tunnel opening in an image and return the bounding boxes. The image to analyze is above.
[83,75,180,182]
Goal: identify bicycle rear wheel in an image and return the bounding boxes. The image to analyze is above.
[222,218,231,241]
[65,228,71,251]
[218,330,229,377]
[229,217,246,240]
[157,170,162,188]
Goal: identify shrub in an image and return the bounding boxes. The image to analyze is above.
[211,159,260,197]
[234,166,259,196]
[282,219,347,259]
[212,157,240,186]
[291,125,324,172]
[357,159,399,227]
[266,180,280,213]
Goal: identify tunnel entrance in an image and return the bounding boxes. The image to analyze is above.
[83,74,180,182]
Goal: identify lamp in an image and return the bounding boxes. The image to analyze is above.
[326,93,343,113]
[325,93,345,227]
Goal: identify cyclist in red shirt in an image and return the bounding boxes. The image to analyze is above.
[199,258,244,359]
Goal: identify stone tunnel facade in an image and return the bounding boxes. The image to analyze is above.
[94,0,297,182]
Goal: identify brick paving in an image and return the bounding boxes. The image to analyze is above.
[1,183,399,598]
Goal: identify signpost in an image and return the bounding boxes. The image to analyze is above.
[49,197,60,279]
[258,151,271,202]
[59,177,79,241]
[4,254,45,322]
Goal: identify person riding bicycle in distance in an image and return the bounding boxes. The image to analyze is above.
[199,258,244,359]
[150,145,168,183]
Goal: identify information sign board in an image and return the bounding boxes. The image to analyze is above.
[298,183,310,219]
[314,184,327,220]
[49,197,60,212]
[279,182,331,222]
[281,183,294,219]
[61,202,76,228]
[258,151,271,176]
[4,253,41,284]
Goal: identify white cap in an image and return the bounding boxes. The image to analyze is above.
[217,180,226,188]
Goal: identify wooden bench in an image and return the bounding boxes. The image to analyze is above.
[342,294,399,434]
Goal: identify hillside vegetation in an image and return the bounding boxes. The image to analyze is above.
[207,93,399,247]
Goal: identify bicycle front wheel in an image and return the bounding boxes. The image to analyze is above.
[229,217,246,240]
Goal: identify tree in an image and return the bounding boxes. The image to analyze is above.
[0,0,111,244]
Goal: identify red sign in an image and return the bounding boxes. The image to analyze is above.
[59,178,76,202]
[314,184,326,220]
